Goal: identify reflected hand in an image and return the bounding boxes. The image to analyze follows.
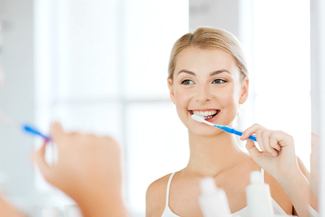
[33,122,126,217]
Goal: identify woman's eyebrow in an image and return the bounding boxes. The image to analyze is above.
[177,70,196,76]
[209,69,231,76]
[176,69,231,76]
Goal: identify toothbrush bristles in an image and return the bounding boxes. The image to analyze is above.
[191,114,215,126]
[191,114,205,122]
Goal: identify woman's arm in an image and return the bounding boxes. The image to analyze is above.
[277,165,310,217]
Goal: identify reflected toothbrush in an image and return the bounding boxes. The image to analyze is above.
[0,110,51,141]
[21,124,51,141]
[191,114,256,142]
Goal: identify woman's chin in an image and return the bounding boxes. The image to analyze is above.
[189,127,220,137]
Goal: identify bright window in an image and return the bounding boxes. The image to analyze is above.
[35,0,189,215]
[239,0,311,167]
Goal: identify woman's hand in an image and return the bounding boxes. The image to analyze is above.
[33,122,127,217]
[242,125,316,217]
[241,124,299,181]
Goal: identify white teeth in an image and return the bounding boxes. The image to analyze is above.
[192,110,217,117]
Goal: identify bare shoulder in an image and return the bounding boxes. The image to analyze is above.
[264,172,293,214]
[146,173,172,217]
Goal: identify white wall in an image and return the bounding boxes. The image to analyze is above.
[189,0,240,36]
[311,0,325,214]
[0,0,35,198]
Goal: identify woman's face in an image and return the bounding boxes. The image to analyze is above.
[168,46,248,136]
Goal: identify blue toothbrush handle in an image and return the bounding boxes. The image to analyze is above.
[248,135,257,142]
[22,124,51,141]
[217,125,257,142]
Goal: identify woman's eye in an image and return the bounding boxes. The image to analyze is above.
[212,79,227,84]
[181,79,194,85]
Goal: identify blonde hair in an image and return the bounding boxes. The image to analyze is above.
[168,27,248,80]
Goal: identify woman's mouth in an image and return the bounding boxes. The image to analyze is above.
[190,109,221,121]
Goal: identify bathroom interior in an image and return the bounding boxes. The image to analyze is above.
[0,0,324,216]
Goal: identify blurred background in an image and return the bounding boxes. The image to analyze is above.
[0,0,323,216]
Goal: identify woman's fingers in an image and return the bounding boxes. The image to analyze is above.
[246,140,262,160]
[241,124,261,140]
[255,128,264,152]
[241,124,265,152]
[270,133,281,151]
[50,122,66,145]
[262,131,278,157]
[33,141,52,181]
[242,124,280,157]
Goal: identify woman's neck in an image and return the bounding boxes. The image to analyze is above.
[186,131,247,177]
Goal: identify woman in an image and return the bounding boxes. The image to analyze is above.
[146,27,311,217]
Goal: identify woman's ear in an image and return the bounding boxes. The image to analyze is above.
[239,78,249,104]
[168,78,176,104]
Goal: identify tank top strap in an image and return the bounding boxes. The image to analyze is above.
[165,172,176,209]
[260,168,265,180]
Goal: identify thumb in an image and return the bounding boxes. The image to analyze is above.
[50,122,64,143]
[245,140,262,160]
[33,141,53,182]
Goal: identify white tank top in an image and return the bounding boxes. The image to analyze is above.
[161,172,179,217]
[161,172,287,217]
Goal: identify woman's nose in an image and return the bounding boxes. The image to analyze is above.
[195,85,212,103]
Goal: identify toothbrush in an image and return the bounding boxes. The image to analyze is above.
[191,114,256,142]
[0,110,51,141]
[21,124,51,141]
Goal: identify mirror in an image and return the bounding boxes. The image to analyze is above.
[0,0,321,216]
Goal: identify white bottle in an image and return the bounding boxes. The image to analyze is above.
[198,177,232,217]
[246,171,274,217]
[40,207,62,217]
[64,204,82,217]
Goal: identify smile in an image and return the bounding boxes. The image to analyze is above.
[189,109,221,121]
